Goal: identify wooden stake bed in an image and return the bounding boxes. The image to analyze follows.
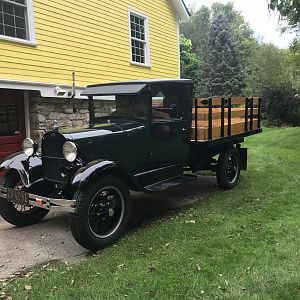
[191,97,261,142]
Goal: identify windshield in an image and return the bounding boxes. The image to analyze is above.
[91,93,148,122]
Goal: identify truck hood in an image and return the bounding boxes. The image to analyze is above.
[61,122,123,141]
[60,119,146,159]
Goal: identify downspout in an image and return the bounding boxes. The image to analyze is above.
[68,72,76,98]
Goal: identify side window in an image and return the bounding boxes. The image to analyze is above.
[0,105,20,136]
[129,9,150,66]
[152,90,182,120]
[0,0,35,43]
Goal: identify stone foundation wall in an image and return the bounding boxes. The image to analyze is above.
[29,92,114,139]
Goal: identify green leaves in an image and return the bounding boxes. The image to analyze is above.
[180,3,252,97]
[205,12,244,97]
[268,0,300,31]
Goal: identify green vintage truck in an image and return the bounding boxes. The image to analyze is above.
[0,79,261,250]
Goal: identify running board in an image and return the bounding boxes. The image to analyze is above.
[144,175,196,192]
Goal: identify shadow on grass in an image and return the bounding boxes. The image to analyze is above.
[128,175,217,229]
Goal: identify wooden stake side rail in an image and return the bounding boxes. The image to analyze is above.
[191,97,262,142]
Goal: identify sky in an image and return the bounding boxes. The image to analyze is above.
[184,0,297,48]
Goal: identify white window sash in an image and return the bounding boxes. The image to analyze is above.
[128,8,151,67]
[3,0,26,8]
[0,0,36,45]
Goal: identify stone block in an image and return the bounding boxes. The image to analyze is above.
[48,112,65,120]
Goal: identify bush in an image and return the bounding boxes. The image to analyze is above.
[292,102,300,126]
[261,83,299,126]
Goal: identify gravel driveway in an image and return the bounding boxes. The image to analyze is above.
[0,176,217,280]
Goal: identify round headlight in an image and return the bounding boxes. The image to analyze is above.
[22,138,36,157]
[63,141,78,162]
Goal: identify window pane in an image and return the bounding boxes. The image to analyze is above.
[4,24,15,37]
[15,16,25,28]
[2,2,14,14]
[16,27,26,39]
[14,5,25,18]
[4,13,14,26]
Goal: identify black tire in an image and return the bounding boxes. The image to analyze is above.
[70,176,132,251]
[216,147,241,189]
[0,172,49,226]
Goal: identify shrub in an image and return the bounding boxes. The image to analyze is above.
[261,83,299,126]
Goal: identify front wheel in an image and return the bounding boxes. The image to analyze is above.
[0,171,49,226]
[216,147,241,189]
[70,176,132,251]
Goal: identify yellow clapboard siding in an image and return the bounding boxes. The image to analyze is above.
[0,0,179,86]
[38,0,175,25]
[35,2,176,31]
[0,49,178,76]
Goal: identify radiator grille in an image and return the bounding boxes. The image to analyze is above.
[41,131,71,183]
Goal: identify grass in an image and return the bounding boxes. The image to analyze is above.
[2,127,300,300]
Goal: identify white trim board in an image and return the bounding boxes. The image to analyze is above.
[171,0,189,22]
[0,79,87,99]
[177,15,181,78]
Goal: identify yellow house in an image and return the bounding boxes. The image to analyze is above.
[0,0,189,161]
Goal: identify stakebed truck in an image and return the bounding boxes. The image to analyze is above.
[0,79,262,250]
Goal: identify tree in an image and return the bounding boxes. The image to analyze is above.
[204,13,244,97]
[180,6,211,57]
[243,42,299,125]
[268,0,300,31]
[211,3,255,73]
[180,34,202,89]
[243,43,290,95]
[180,3,254,96]
[289,38,300,94]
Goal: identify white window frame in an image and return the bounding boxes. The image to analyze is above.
[128,9,151,68]
[0,0,36,46]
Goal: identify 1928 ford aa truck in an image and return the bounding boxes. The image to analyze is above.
[0,79,261,250]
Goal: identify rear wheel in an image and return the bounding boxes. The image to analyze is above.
[70,176,132,251]
[216,147,241,189]
[0,172,49,226]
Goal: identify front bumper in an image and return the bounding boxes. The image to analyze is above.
[0,187,76,213]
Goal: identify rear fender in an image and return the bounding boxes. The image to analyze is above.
[71,160,141,191]
[0,152,43,187]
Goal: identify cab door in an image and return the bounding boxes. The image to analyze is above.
[0,90,26,163]
[148,88,190,168]
[150,117,189,167]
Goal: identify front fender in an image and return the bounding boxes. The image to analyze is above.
[71,159,140,191]
[0,152,43,187]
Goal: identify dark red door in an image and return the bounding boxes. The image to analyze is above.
[0,90,26,163]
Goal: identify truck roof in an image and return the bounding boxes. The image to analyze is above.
[81,79,193,96]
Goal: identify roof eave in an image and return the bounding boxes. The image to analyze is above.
[172,0,190,22]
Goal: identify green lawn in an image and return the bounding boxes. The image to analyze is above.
[2,127,300,300]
